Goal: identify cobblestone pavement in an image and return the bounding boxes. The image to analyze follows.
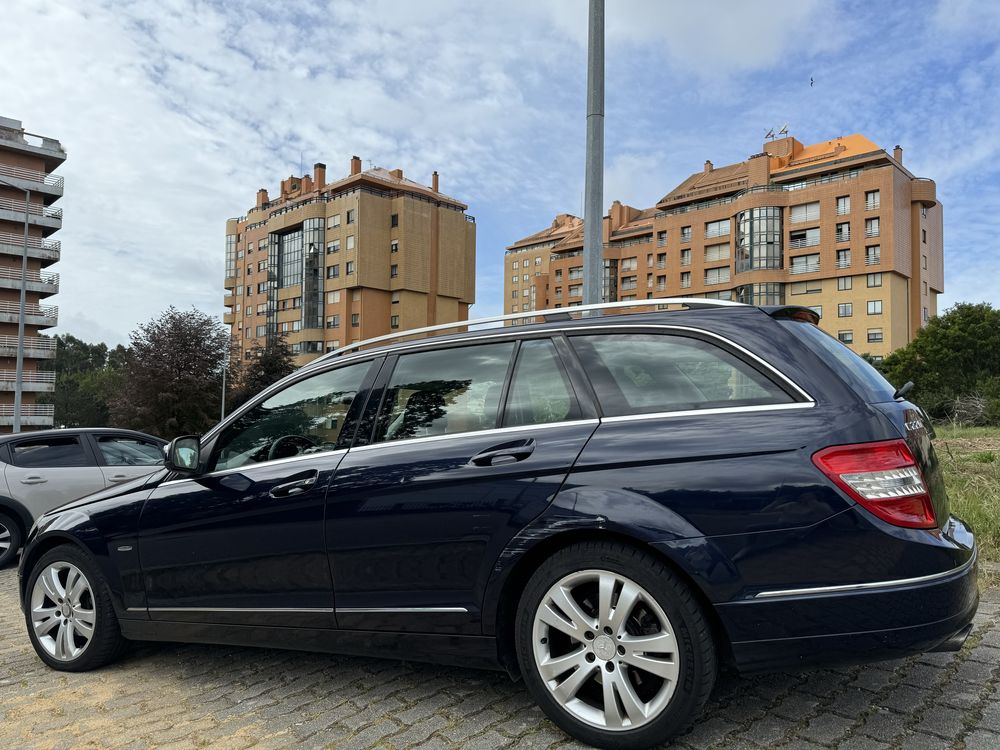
[1,567,999,750]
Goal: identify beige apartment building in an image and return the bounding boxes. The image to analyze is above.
[0,117,63,430]
[225,157,476,366]
[506,133,943,360]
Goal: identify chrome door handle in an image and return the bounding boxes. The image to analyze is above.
[470,439,536,467]
[21,476,47,485]
[269,470,320,498]
[108,475,131,483]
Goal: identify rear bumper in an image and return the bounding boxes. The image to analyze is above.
[718,547,979,672]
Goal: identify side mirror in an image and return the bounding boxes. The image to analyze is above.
[164,435,201,473]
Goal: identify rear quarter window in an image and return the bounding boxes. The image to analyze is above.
[569,333,795,417]
[778,320,897,404]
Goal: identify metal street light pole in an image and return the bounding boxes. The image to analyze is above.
[582,0,605,308]
[0,177,31,433]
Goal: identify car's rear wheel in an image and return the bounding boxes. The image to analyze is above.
[24,546,125,671]
[515,541,716,750]
[0,512,21,568]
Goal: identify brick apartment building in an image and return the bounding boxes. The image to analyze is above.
[505,133,943,360]
[0,117,64,431]
[225,157,476,366]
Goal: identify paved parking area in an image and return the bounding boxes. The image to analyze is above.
[1,567,999,750]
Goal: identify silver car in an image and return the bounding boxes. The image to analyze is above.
[0,428,166,567]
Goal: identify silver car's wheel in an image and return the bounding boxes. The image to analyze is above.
[531,569,680,732]
[30,562,96,662]
[0,522,11,553]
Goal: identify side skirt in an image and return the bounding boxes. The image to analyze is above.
[119,619,503,673]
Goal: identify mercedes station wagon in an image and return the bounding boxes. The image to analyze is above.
[18,300,977,750]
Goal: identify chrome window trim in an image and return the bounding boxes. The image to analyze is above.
[335,607,469,614]
[158,448,348,488]
[135,607,335,614]
[349,419,600,454]
[600,402,814,424]
[751,548,977,600]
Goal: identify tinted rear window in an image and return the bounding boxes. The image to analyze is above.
[12,437,89,468]
[778,320,897,403]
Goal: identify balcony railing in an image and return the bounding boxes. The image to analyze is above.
[0,163,64,189]
[0,334,56,353]
[835,258,852,269]
[680,233,693,244]
[0,266,59,288]
[0,404,54,417]
[656,260,666,269]
[680,279,692,289]
[0,369,55,384]
[0,196,63,220]
[865,228,880,238]
[836,206,850,216]
[656,284,667,292]
[865,199,880,211]
[788,236,820,250]
[865,255,881,266]
[0,300,58,319]
[835,232,850,243]
[790,261,821,275]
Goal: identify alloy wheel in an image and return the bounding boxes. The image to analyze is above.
[30,562,96,662]
[531,568,680,731]
[0,521,10,555]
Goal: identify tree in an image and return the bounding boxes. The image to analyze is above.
[110,307,229,439]
[880,302,1000,421]
[227,333,296,410]
[39,334,125,427]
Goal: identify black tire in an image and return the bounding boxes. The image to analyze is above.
[515,541,717,750]
[0,512,22,568]
[23,545,126,672]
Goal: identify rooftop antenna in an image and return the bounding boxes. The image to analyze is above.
[366,159,374,170]
[778,123,789,136]
[765,128,775,140]
[299,150,304,175]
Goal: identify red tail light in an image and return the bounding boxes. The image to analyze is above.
[811,439,936,529]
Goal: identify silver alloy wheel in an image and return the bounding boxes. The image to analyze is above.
[0,521,10,554]
[30,562,96,662]
[532,569,679,732]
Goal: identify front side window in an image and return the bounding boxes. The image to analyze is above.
[504,339,581,427]
[374,342,514,442]
[211,362,371,471]
[570,333,794,417]
[97,437,164,466]
[12,437,90,468]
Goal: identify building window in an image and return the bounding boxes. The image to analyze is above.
[521,274,528,282]
[835,222,850,243]
[258,260,266,271]
[246,286,252,296]
[328,290,341,303]
[255,325,266,337]
[657,252,666,268]
[867,300,883,315]
[392,291,400,304]
[680,226,692,243]
[657,230,667,247]
[390,314,399,329]
[326,265,340,278]
[867,273,882,287]
[838,330,854,344]
[680,249,691,266]
[790,202,820,223]
[790,253,820,274]
[789,228,820,249]
[351,313,360,327]
[704,267,730,285]
[923,281,928,295]
[704,243,730,263]
[390,213,398,228]
[836,249,851,268]
[865,217,880,238]
[865,190,880,210]
[922,254,928,269]
[865,245,881,265]
[522,289,530,297]
[554,269,563,281]
[791,280,821,295]
[511,260,518,270]
[511,290,517,299]
[326,314,340,328]
[837,276,852,291]
[922,228,927,244]
[328,214,341,228]
[327,240,340,254]
[569,284,582,297]
[390,264,398,278]
[246,264,253,276]
[346,261,355,275]
[346,209,356,224]
[836,195,850,216]
[680,271,691,289]
[346,235,355,251]
[838,303,853,317]
[511,275,519,284]
[257,282,267,294]
[704,219,730,238]
[867,328,883,343]
[535,256,542,265]
[923,307,929,322]
[522,303,530,311]
[523,259,530,268]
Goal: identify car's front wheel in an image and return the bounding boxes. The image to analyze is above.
[24,545,125,671]
[515,541,716,749]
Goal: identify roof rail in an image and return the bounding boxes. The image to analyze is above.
[305,297,744,368]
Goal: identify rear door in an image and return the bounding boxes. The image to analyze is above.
[90,433,166,487]
[3,434,106,518]
[326,336,598,635]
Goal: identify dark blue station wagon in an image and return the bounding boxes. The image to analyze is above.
[17,300,978,749]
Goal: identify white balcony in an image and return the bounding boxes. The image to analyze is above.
[0,301,58,327]
[0,403,54,426]
[0,334,56,359]
[790,262,821,275]
[0,267,59,296]
[789,237,820,250]
[0,196,62,233]
[0,369,55,392]
[0,163,64,201]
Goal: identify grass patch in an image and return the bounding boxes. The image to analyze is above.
[933,424,1000,581]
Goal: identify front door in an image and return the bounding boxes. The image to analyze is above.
[138,359,377,628]
[327,337,597,635]
[89,433,166,487]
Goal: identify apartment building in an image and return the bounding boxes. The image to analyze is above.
[504,133,942,359]
[225,157,476,366]
[0,117,63,431]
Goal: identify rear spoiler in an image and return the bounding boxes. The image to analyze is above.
[761,305,821,325]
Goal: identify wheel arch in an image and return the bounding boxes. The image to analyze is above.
[492,528,733,678]
[18,532,95,606]
[0,495,32,539]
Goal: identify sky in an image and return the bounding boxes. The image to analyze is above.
[2,0,999,346]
